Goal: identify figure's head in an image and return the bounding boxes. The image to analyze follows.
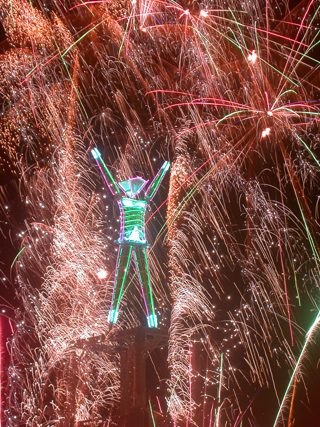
[118,176,148,198]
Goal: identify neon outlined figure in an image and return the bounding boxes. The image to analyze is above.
[91,148,170,328]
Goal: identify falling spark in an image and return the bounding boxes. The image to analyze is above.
[247,50,258,64]
[97,269,108,279]
[200,10,208,18]
[262,127,271,137]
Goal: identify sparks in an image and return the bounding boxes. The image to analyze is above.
[262,127,271,137]
[248,50,258,64]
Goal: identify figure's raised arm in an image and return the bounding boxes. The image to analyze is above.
[145,161,170,201]
[91,148,120,196]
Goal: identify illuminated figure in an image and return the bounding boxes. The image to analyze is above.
[91,148,170,328]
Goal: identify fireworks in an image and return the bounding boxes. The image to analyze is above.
[0,0,319,425]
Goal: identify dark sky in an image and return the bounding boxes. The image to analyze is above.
[0,3,320,425]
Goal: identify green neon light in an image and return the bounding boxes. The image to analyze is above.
[62,20,105,58]
[115,246,133,313]
[149,169,167,199]
[121,199,147,243]
[11,246,26,270]
[294,133,320,169]
[92,154,170,322]
[143,248,155,314]
[149,400,156,427]
[273,310,320,426]
[134,252,145,288]
[146,161,170,200]
[112,246,123,307]
[95,153,120,194]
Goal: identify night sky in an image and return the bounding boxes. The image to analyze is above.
[1,0,320,426]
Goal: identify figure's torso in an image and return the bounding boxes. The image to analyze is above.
[117,198,147,245]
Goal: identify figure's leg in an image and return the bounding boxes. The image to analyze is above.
[133,247,158,328]
[109,245,133,324]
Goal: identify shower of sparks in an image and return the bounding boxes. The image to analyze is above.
[0,0,319,425]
